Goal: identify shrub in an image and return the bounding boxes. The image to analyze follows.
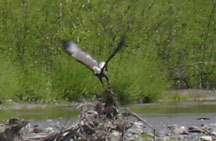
[0,55,21,100]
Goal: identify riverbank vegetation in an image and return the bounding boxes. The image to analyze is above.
[0,0,216,103]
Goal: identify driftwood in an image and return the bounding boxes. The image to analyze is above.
[0,118,28,141]
[0,86,156,141]
[34,86,156,141]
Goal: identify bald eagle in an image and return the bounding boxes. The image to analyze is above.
[63,37,124,84]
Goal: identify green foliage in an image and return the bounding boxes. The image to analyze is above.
[0,55,21,100]
[110,47,169,103]
[17,64,52,102]
[0,0,215,103]
[50,55,103,101]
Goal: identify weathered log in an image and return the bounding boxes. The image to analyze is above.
[0,118,28,141]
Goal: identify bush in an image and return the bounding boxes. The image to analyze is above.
[50,55,103,101]
[110,47,169,103]
[0,55,21,100]
[1,0,215,103]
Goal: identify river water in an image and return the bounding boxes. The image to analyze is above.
[1,102,216,131]
[130,102,216,131]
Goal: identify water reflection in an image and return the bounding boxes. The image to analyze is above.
[1,102,216,122]
[0,105,79,122]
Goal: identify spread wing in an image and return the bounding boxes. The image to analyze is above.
[101,36,125,70]
[63,41,99,71]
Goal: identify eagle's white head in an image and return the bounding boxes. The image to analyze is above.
[93,66,101,74]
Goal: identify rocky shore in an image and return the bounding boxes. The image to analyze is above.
[1,89,216,140]
[1,116,216,141]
